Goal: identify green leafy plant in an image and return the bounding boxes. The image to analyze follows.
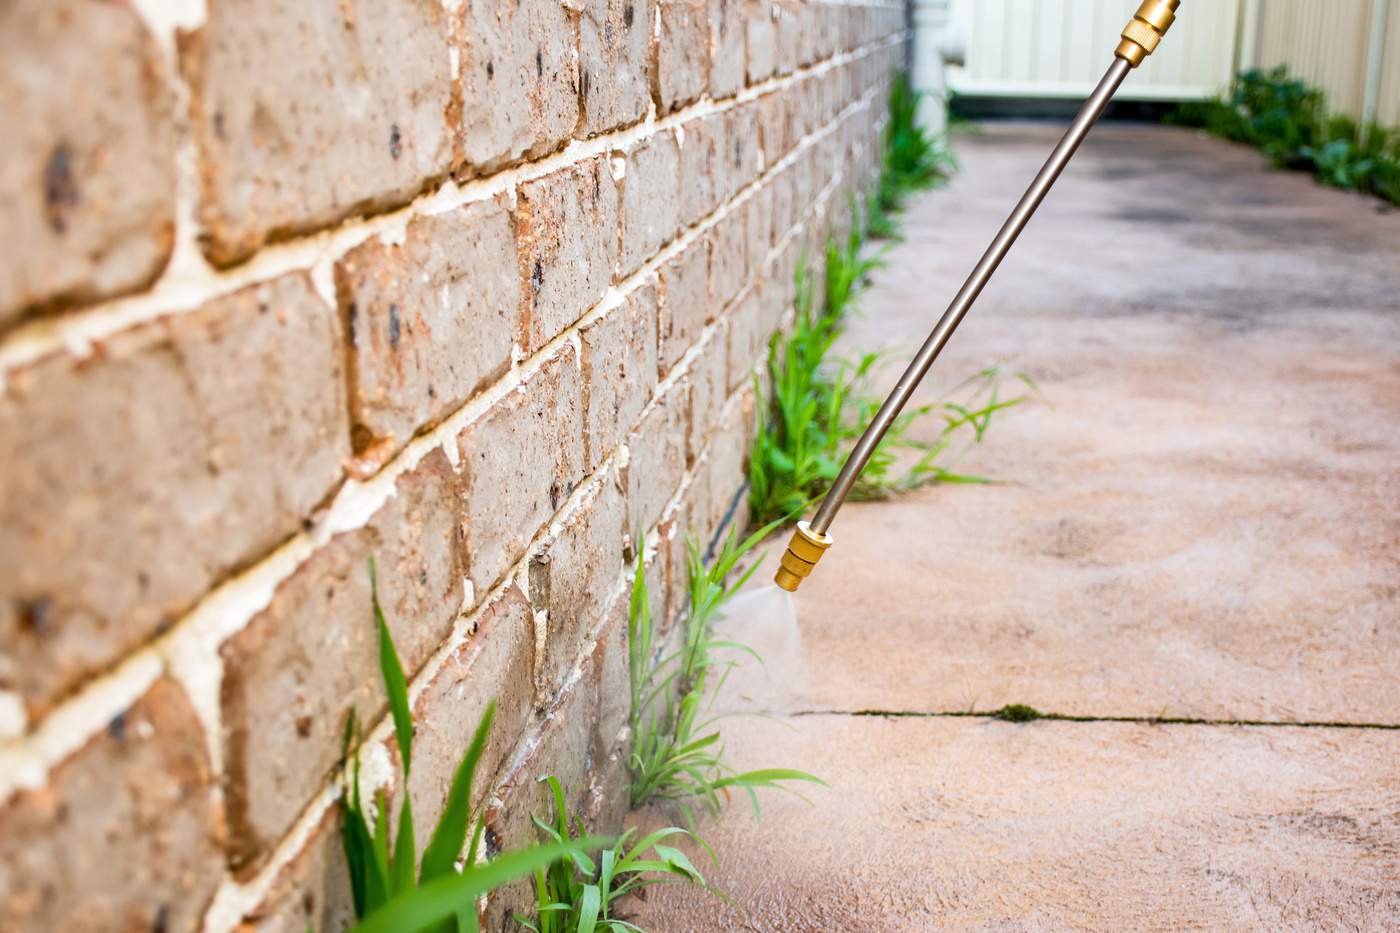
[339,560,589,933]
[627,526,824,819]
[1168,66,1400,207]
[519,776,723,933]
[869,73,957,238]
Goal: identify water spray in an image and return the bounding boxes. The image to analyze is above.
[776,0,1182,592]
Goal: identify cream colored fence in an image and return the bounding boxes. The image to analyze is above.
[939,0,1397,124]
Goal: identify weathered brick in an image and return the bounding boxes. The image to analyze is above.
[617,132,682,278]
[234,805,355,933]
[0,678,223,933]
[656,0,708,116]
[531,465,626,694]
[0,273,347,722]
[581,280,660,470]
[658,237,711,374]
[749,182,776,266]
[760,241,798,335]
[726,287,765,393]
[684,328,729,463]
[821,64,840,124]
[796,1,818,65]
[518,156,619,352]
[677,112,726,229]
[746,0,778,84]
[337,196,518,456]
[709,0,748,99]
[220,447,462,872]
[579,0,656,136]
[706,390,754,536]
[756,90,790,166]
[623,382,689,533]
[0,0,175,325]
[710,208,749,313]
[724,102,763,200]
[814,1,840,60]
[774,0,802,75]
[769,164,796,242]
[593,594,631,753]
[407,583,536,863]
[457,0,579,175]
[184,0,453,266]
[455,345,585,596]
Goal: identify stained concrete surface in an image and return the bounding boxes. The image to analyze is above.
[630,124,1400,929]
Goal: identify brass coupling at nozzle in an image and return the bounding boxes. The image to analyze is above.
[1115,0,1180,68]
[774,521,834,592]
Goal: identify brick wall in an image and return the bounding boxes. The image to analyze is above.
[0,1,907,930]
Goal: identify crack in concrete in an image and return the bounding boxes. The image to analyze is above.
[786,709,1400,730]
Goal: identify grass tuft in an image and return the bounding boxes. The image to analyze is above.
[992,704,1043,723]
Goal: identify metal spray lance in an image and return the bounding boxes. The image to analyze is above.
[775,0,1182,592]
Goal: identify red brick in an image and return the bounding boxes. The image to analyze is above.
[455,345,585,596]
[232,805,355,933]
[530,467,626,694]
[685,328,729,463]
[677,112,726,229]
[726,288,765,393]
[0,0,175,325]
[705,389,755,535]
[623,381,689,533]
[724,102,763,201]
[337,195,518,456]
[746,0,778,84]
[457,0,579,175]
[220,447,463,872]
[184,0,454,266]
[658,237,711,375]
[709,0,747,99]
[656,0,708,116]
[710,208,749,313]
[593,594,632,754]
[579,0,656,136]
[814,1,840,59]
[749,183,776,266]
[0,273,348,723]
[407,583,536,864]
[581,281,660,471]
[756,90,792,165]
[0,678,223,933]
[774,0,802,75]
[617,131,682,279]
[769,164,797,242]
[517,156,619,352]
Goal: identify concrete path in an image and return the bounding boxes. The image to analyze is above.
[629,124,1400,930]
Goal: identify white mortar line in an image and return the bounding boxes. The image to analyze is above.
[0,31,900,386]
[0,53,887,808]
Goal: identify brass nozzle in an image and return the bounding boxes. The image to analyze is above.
[1115,0,1180,68]
[774,521,834,592]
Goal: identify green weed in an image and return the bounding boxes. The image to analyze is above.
[339,560,589,933]
[518,776,723,933]
[992,704,1043,723]
[627,526,824,820]
[1168,66,1400,206]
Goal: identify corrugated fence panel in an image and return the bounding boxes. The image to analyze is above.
[1378,0,1400,125]
[1257,0,1371,116]
[948,0,1242,100]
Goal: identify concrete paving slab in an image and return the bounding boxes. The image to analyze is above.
[628,714,1400,932]
[748,123,1400,725]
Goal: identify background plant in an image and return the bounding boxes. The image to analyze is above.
[338,561,587,933]
[518,776,722,933]
[869,74,958,239]
[1167,65,1400,206]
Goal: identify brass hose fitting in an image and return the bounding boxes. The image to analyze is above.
[1115,0,1180,68]
[774,521,834,592]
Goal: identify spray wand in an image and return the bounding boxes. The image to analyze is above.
[775,0,1181,592]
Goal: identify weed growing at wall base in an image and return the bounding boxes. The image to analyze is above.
[336,560,590,933]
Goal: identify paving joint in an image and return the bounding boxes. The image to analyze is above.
[788,709,1400,730]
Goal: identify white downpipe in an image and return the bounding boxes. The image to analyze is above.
[910,0,961,133]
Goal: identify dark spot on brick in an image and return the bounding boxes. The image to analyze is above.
[532,258,544,295]
[152,905,169,933]
[419,569,428,586]
[43,144,78,234]
[549,477,563,510]
[301,892,316,917]
[604,23,612,48]
[528,554,551,612]
[137,571,151,590]
[388,303,401,350]
[536,49,543,78]
[303,516,315,531]
[212,112,226,139]
[21,597,52,634]
[154,617,174,637]
[624,4,634,28]
[484,827,502,858]
[581,69,591,100]
[486,60,494,79]
[257,301,270,314]
[295,716,314,738]
[108,712,127,742]
[427,384,436,399]
[389,124,402,160]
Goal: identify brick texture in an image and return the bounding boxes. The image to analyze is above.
[0,0,175,325]
[185,0,455,266]
[617,132,682,279]
[0,273,347,722]
[656,0,708,115]
[579,0,657,137]
[0,678,223,933]
[337,195,519,456]
[581,281,660,470]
